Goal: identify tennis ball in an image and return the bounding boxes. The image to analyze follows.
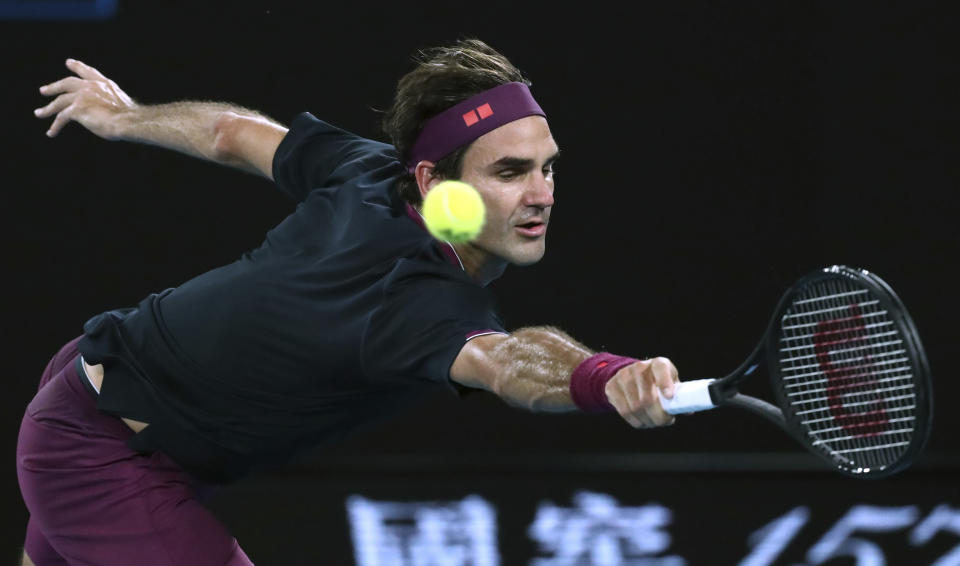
[421,180,486,243]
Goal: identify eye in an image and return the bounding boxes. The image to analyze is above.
[497,169,521,180]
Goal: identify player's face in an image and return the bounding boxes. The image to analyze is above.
[457,116,559,267]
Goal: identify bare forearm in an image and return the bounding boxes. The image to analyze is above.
[114,102,272,170]
[487,326,595,412]
[453,326,679,427]
[35,60,285,177]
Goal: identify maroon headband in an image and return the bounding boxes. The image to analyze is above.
[405,82,546,173]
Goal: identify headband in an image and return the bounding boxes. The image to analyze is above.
[405,82,546,173]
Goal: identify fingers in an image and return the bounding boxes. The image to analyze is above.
[34,92,76,119]
[35,58,131,139]
[636,363,675,426]
[47,104,76,137]
[650,356,679,399]
[65,58,107,80]
[605,378,645,428]
[39,76,84,97]
[606,358,679,429]
[34,87,79,137]
[639,375,676,427]
[37,59,107,96]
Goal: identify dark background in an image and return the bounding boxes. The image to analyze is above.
[2,2,957,564]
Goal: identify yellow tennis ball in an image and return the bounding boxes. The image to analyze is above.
[421,180,486,243]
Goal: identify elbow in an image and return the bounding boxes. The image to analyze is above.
[212,111,241,161]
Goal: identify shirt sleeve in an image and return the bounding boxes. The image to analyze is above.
[271,112,398,202]
[361,258,507,390]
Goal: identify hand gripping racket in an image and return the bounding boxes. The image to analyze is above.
[660,265,933,478]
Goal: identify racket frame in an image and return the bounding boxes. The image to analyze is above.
[695,265,933,478]
[773,266,932,477]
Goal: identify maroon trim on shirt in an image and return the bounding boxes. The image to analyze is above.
[405,203,462,268]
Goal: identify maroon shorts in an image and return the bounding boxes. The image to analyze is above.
[16,336,254,565]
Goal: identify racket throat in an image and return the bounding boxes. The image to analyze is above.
[712,363,760,403]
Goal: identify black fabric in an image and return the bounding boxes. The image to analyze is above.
[78,113,505,484]
[75,356,99,400]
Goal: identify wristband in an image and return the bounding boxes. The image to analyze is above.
[569,353,639,413]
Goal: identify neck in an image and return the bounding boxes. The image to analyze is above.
[404,203,506,285]
[453,242,507,286]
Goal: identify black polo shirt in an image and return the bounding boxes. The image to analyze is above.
[78,113,506,484]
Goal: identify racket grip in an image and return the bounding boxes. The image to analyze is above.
[660,379,718,414]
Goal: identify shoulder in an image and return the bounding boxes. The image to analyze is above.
[361,259,506,385]
[272,112,399,202]
[279,113,395,161]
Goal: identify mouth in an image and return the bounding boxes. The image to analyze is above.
[515,219,547,237]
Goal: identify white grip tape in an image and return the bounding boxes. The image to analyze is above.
[659,379,718,414]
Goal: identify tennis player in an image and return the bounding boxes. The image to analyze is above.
[19,38,680,565]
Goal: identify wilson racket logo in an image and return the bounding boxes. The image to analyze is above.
[779,280,917,471]
[812,304,890,437]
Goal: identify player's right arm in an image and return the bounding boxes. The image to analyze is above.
[450,326,678,429]
[34,58,287,179]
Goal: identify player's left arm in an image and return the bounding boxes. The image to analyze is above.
[35,58,287,179]
[450,326,678,428]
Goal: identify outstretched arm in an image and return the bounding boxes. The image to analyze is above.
[34,58,287,179]
[451,326,678,428]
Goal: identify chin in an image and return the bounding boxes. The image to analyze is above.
[513,257,544,267]
[508,243,546,266]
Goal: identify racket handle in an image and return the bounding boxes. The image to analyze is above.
[660,379,718,414]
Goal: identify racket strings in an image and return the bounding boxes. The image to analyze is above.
[781,353,910,382]
[776,278,917,473]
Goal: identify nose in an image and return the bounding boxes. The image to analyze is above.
[522,172,555,209]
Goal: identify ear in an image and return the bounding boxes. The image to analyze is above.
[413,160,441,201]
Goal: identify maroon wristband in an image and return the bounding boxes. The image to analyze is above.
[569,352,640,413]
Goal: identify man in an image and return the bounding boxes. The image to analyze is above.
[19,39,680,565]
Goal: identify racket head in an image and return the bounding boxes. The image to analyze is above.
[765,265,933,478]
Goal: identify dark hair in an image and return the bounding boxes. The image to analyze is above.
[382,38,530,206]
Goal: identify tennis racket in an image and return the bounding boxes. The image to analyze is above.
[660,265,933,478]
